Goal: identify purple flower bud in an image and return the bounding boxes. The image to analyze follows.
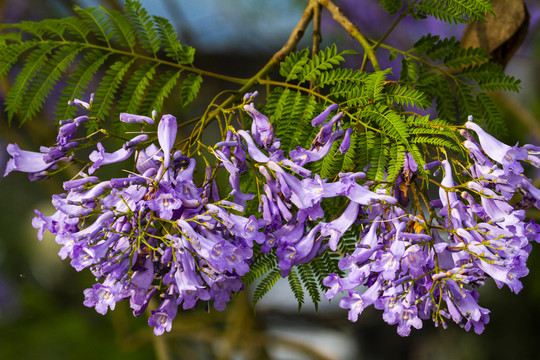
[311,103,339,127]
[119,113,155,125]
[339,128,353,154]
[123,134,149,149]
[157,115,177,168]
[244,103,275,149]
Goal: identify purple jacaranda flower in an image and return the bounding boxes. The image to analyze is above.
[148,293,178,336]
[323,273,358,300]
[339,128,353,154]
[371,237,405,281]
[203,273,243,311]
[244,102,277,149]
[68,93,94,109]
[243,90,258,101]
[83,277,127,315]
[237,130,270,163]
[148,183,182,220]
[157,115,177,169]
[71,234,118,271]
[136,144,162,173]
[465,120,527,174]
[63,176,99,191]
[290,129,344,166]
[71,210,114,241]
[388,290,423,337]
[4,143,60,179]
[519,177,540,209]
[339,275,383,322]
[320,201,360,251]
[266,220,304,253]
[123,134,149,149]
[311,103,339,126]
[120,112,155,125]
[131,254,155,290]
[439,160,458,209]
[311,112,343,148]
[131,288,157,317]
[277,223,323,276]
[337,173,397,205]
[88,143,134,174]
[175,250,204,292]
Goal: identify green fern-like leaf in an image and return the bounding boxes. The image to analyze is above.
[265,88,319,154]
[180,73,203,107]
[414,0,493,24]
[386,84,430,109]
[411,135,460,152]
[55,50,110,122]
[5,42,60,124]
[387,142,406,183]
[73,6,113,47]
[94,57,135,122]
[363,105,410,145]
[476,92,505,135]
[443,46,490,68]
[142,69,182,115]
[459,63,521,93]
[380,0,403,15]
[287,268,305,312]
[297,262,321,311]
[103,7,137,50]
[299,45,355,83]
[279,48,310,82]
[0,40,39,79]
[315,67,365,89]
[318,139,344,179]
[124,0,160,55]
[153,15,194,64]
[341,131,359,172]
[253,268,282,309]
[1,0,199,125]
[20,44,83,124]
[365,69,392,104]
[367,136,390,181]
[243,251,277,286]
[118,62,158,115]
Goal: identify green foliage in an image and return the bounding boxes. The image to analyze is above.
[287,269,305,312]
[405,34,520,135]
[413,0,494,24]
[264,88,319,154]
[380,0,402,15]
[297,262,321,311]
[252,268,282,309]
[0,0,198,126]
[180,73,203,107]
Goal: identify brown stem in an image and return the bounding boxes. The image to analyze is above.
[310,0,322,91]
[189,2,316,151]
[317,0,380,71]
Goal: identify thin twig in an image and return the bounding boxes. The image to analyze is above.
[310,0,322,91]
[192,1,316,146]
[317,0,380,71]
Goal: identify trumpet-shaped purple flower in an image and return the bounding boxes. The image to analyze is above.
[157,115,177,169]
[4,144,60,179]
[89,143,134,174]
[148,294,178,336]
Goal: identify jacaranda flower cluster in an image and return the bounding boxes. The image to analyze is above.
[5,94,540,337]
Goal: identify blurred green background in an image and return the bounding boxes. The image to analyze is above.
[1,1,540,359]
